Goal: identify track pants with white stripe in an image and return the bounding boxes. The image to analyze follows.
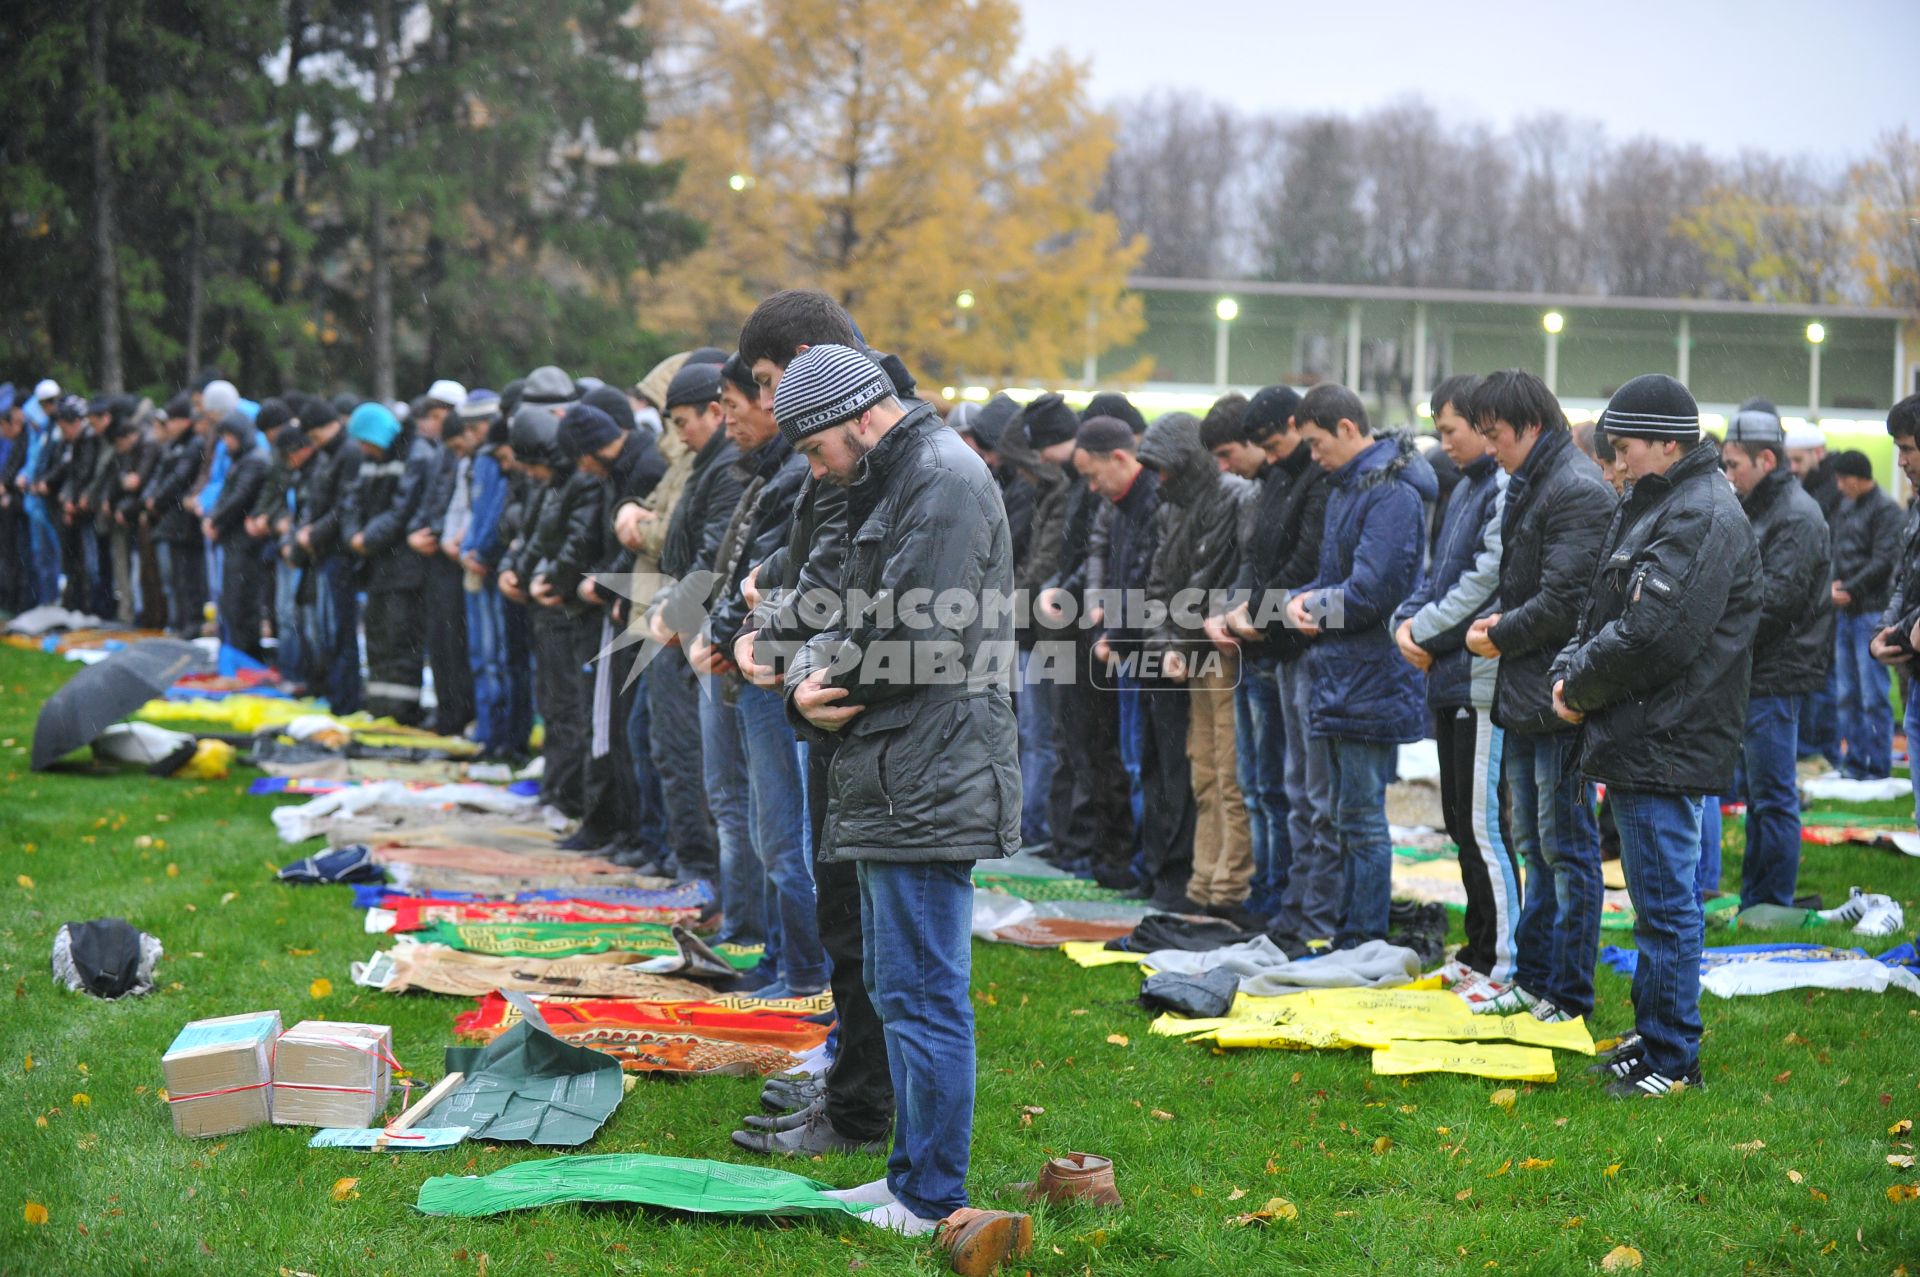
[1435,706,1520,984]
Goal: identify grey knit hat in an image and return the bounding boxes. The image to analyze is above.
[773,344,891,444]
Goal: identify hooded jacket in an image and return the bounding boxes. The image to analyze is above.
[1740,464,1833,699]
[1830,483,1901,617]
[782,402,1019,865]
[1398,453,1506,712]
[1487,426,1616,736]
[340,432,436,592]
[1294,432,1437,743]
[207,418,269,542]
[1554,441,1761,794]
[1138,412,1251,664]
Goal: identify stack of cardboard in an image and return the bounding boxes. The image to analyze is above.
[271,1020,395,1128]
[162,1011,282,1138]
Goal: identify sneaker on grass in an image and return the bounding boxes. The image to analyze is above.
[1587,1031,1645,1077]
[1530,999,1576,1023]
[1853,894,1905,936]
[1605,1059,1703,1098]
[1817,886,1870,926]
[1457,979,1536,1015]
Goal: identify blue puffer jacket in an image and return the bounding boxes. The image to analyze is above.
[1396,453,1506,711]
[1296,432,1437,743]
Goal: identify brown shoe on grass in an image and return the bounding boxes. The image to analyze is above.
[936,1208,1033,1276]
[1009,1152,1123,1207]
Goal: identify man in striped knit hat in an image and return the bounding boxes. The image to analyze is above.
[1551,374,1760,1098]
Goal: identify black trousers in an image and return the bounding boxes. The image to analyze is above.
[159,536,207,637]
[364,587,426,723]
[645,642,716,875]
[575,614,638,843]
[1139,684,1197,898]
[1048,633,1133,868]
[810,742,893,1141]
[532,610,586,815]
[220,535,269,661]
[422,554,475,734]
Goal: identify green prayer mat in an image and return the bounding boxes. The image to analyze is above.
[1800,811,1910,828]
[416,1153,881,1219]
[414,921,763,969]
[972,872,1124,902]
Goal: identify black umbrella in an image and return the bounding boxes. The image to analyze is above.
[31,640,208,771]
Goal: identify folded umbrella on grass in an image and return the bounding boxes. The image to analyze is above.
[31,639,208,770]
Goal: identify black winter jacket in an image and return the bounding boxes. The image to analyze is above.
[1488,427,1616,736]
[535,468,605,614]
[341,434,435,592]
[707,435,809,653]
[145,433,204,543]
[1554,442,1761,794]
[784,403,1019,865]
[1242,444,1328,664]
[1740,466,1833,699]
[653,428,744,635]
[1139,413,1249,663]
[208,429,270,543]
[1831,484,1902,617]
[750,476,850,678]
[293,431,360,563]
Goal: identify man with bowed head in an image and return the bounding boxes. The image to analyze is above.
[774,343,1027,1261]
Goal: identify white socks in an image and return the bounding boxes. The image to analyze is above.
[825,1177,900,1207]
[859,1200,938,1235]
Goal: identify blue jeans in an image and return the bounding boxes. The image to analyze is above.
[736,682,825,993]
[465,584,509,754]
[1327,736,1395,949]
[1797,665,1838,762]
[700,676,763,948]
[274,557,304,682]
[859,859,976,1219]
[23,494,61,605]
[622,661,669,862]
[1015,648,1056,846]
[1507,729,1602,1017]
[1611,789,1705,1077]
[1236,661,1291,917]
[1273,658,1340,940]
[1740,695,1802,908]
[1834,612,1892,778]
[1115,672,1146,858]
[309,557,363,715]
[1696,797,1722,901]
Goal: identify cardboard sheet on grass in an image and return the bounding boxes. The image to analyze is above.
[353,943,720,1000]
[1153,987,1590,1082]
[417,1153,880,1219]
[428,989,624,1146]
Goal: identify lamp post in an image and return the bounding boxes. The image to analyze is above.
[1542,311,1564,394]
[1214,296,1238,389]
[728,173,754,192]
[1806,321,1826,418]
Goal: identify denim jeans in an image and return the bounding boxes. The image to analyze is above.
[1235,660,1291,917]
[308,556,363,715]
[1610,789,1706,1078]
[621,661,669,862]
[23,494,61,606]
[1115,672,1146,855]
[736,682,825,993]
[1740,695,1802,908]
[274,557,304,683]
[858,859,976,1220]
[699,674,763,948]
[1506,729,1602,1016]
[1696,797,1723,901]
[465,584,508,754]
[1272,657,1340,940]
[1797,665,1838,762]
[1327,736,1395,949]
[1834,612,1893,778]
[1015,647,1057,846]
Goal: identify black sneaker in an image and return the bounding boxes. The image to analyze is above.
[1605,1059,1703,1098]
[1587,1033,1646,1080]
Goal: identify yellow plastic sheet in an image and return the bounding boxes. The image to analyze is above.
[1371,1039,1559,1082]
[137,695,477,754]
[1059,942,1148,969]
[1154,987,1593,1057]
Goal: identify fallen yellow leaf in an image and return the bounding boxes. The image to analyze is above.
[1732,1139,1766,1155]
[165,863,179,878]
[1227,1187,1246,1201]
[1520,1157,1554,1171]
[1603,1164,1621,1178]
[1455,1188,1473,1201]
[23,1202,47,1226]
[1889,1154,1917,1169]
[1489,1088,1517,1112]
[71,1094,88,1108]
[1487,1159,1512,1178]
[16,874,33,890]
[309,978,332,999]
[1105,1034,1129,1047]
[1373,1136,1393,1155]
[1783,1031,1810,1046]
[1600,1244,1643,1272]
[1787,1169,1804,1184]
[1149,1109,1174,1121]
[22,1053,31,1073]
[1891,1119,1914,1137]
[1565,1216,1585,1228]
[330,1177,359,1202]
[1889,1183,1919,1204]
[1228,1197,1299,1226]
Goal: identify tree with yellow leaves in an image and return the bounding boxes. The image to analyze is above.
[640,0,1146,386]
[1848,128,1920,310]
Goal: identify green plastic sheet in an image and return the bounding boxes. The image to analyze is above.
[416,1153,881,1219]
[431,990,625,1146]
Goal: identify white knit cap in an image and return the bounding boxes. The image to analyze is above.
[426,379,468,408]
[201,380,239,419]
[32,379,60,401]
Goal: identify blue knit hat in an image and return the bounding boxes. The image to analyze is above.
[347,401,402,450]
[773,344,891,444]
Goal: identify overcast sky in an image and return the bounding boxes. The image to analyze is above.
[1018,0,1919,159]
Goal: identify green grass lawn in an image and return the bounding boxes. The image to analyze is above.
[2,642,1917,1276]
